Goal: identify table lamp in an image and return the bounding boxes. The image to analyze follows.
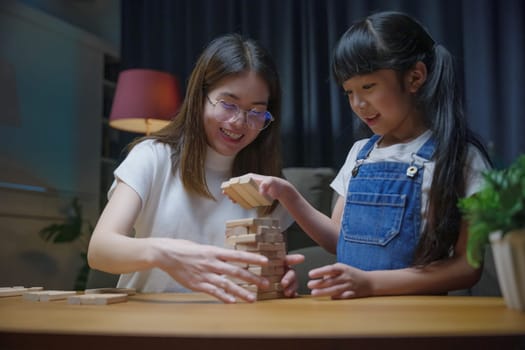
[109,69,181,135]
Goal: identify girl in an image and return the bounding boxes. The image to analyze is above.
[87,34,303,303]
[246,11,491,298]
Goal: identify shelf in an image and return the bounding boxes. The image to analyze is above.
[101,157,118,165]
[100,54,121,212]
[103,79,116,90]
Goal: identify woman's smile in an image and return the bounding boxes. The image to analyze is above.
[220,127,244,141]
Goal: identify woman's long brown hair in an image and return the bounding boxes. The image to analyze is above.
[129,33,283,215]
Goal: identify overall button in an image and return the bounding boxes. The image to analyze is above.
[406,165,418,178]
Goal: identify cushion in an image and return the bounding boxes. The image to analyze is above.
[282,167,335,251]
[288,246,337,295]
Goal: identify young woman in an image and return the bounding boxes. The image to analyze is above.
[88,34,303,303]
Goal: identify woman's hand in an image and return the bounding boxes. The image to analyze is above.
[157,239,271,303]
[307,263,373,299]
[280,254,305,297]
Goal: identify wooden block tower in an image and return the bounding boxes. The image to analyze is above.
[225,218,286,300]
[222,175,286,300]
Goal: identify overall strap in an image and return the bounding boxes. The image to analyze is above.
[405,136,436,178]
[414,136,436,161]
[356,135,381,160]
[352,135,381,177]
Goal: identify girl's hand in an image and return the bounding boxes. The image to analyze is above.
[246,173,290,201]
[221,173,291,203]
[157,239,270,303]
[307,263,373,299]
[280,254,305,297]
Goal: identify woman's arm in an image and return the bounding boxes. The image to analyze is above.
[308,220,482,298]
[87,181,272,303]
[87,181,153,273]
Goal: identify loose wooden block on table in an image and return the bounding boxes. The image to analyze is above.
[84,287,136,296]
[0,286,43,297]
[0,287,129,305]
[68,293,128,305]
[23,290,77,302]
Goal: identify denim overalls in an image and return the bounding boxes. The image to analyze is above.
[337,134,436,270]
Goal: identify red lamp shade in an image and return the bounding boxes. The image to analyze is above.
[109,69,181,134]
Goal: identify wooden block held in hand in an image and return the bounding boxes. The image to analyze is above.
[221,181,252,209]
[229,177,261,208]
[222,175,272,209]
[239,175,273,206]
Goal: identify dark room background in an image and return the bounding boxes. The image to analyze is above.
[120,0,524,169]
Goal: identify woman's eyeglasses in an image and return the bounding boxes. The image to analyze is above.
[206,96,274,131]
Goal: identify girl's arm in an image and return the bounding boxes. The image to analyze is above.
[248,174,342,254]
[308,220,482,298]
[87,181,272,303]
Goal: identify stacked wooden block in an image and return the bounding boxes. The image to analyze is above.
[225,218,286,300]
[222,175,288,300]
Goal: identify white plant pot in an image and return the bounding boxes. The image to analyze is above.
[489,229,525,311]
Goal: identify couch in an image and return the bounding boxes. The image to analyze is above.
[282,167,337,251]
[282,167,338,295]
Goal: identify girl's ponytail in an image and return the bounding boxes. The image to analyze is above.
[413,44,468,264]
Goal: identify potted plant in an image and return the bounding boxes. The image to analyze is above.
[459,154,525,311]
[39,197,93,290]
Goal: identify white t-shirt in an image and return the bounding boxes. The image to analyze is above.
[108,139,293,292]
[331,130,491,233]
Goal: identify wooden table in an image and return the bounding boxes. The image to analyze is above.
[1,293,524,350]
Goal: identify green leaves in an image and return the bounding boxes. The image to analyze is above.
[38,197,93,290]
[39,197,84,243]
[459,155,525,268]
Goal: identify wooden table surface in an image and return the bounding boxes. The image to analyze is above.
[1,293,524,349]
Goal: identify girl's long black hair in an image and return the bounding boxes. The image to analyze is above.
[332,11,490,265]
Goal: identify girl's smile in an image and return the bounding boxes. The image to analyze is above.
[362,113,380,126]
